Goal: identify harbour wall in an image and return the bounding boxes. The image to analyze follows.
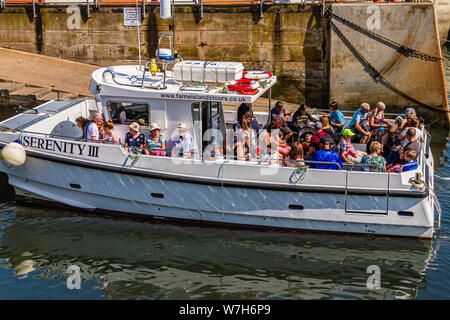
[0,3,448,126]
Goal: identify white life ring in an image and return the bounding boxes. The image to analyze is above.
[243,71,273,80]
[226,79,260,92]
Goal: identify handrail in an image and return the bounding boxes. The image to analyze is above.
[277,158,342,170]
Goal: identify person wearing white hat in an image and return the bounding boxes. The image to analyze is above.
[147,123,166,156]
[171,123,195,158]
[124,122,147,154]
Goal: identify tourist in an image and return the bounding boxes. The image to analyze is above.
[147,123,166,156]
[329,101,345,134]
[418,116,425,131]
[119,105,127,124]
[171,123,196,158]
[349,103,371,144]
[291,104,315,131]
[232,113,251,161]
[101,120,120,144]
[387,128,419,165]
[271,101,291,123]
[284,141,305,167]
[124,122,147,154]
[310,137,342,170]
[301,132,315,159]
[310,121,332,151]
[369,102,389,130]
[360,141,386,172]
[338,128,365,164]
[76,116,99,141]
[320,116,337,143]
[94,113,104,138]
[398,118,423,146]
[400,150,418,172]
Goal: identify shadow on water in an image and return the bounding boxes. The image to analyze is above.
[0,205,436,300]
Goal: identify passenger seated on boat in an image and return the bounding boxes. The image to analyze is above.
[76,116,99,141]
[171,123,195,158]
[300,132,315,160]
[291,104,315,132]
[418,116,425,131]
[349,103,371,144]
[399,109,417,133]
[310,137,342,170]
[368,102,391,149]
[124,122,147,154]
[400,150,418,172]
[270,101,292,123]
[360,141,386,172]
[283,141,305,167]
[328,101,345,134]
[310,121,334,151]
[147,123,166,156]
[398,118,424,146]
[270,117,291,163]
[101,120,120,144]
[231,113,251,161]
[387,128,420,166]
[320,116,337,143]
[338,128,366,164]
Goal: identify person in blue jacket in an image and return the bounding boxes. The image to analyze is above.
[310,137,342,170]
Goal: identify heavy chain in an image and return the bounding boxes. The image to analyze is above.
[329,11,442,63]
[328,12,449,113]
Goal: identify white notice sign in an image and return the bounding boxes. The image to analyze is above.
[124,8,141,26]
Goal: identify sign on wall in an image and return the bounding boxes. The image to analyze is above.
[124,8,141,27]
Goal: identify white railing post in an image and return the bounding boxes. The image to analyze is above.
[260,0,264,19]
[87,0,90,18]
[32,0,37,18]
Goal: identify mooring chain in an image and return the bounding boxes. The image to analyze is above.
[328,17,449,113]
[328,11,442,63]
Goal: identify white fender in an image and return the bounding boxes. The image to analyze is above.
[1,142,26,168]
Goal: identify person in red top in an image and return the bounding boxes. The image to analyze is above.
[310,122,331,150]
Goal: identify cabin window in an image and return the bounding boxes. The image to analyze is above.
[107,101,150,126]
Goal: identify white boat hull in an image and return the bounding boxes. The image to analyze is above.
[2,155,435,239]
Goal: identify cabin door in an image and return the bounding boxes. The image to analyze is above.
[201,101,226,157]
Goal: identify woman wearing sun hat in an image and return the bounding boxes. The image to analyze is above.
[147,123,166,156]
[124,122,147,154]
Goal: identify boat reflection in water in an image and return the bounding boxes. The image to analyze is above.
[0,204,436,300]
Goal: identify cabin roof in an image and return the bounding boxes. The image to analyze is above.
[89,65,277,104]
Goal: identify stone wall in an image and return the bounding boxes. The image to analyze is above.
[0,5,330,107]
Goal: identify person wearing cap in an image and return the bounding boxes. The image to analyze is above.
[171,123,195,158]
[338,128,366,164]
[124,122,147,154]
[310,137,342,170]
[349,103,371,144]
[147,123,166,156]
[329,101,345,134]
[291,104,315,131]
[270,101,292,123]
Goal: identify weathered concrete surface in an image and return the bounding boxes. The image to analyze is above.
[0,5,330,106]
[330,3,448,126]
[0,47,96,96]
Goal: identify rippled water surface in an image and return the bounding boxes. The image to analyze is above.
[0,51,449,300]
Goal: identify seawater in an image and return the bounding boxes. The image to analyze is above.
[0,58,449,301]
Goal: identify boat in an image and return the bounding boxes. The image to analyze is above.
[0,4,442,240]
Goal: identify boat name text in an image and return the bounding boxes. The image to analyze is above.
[22,136,100,158]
